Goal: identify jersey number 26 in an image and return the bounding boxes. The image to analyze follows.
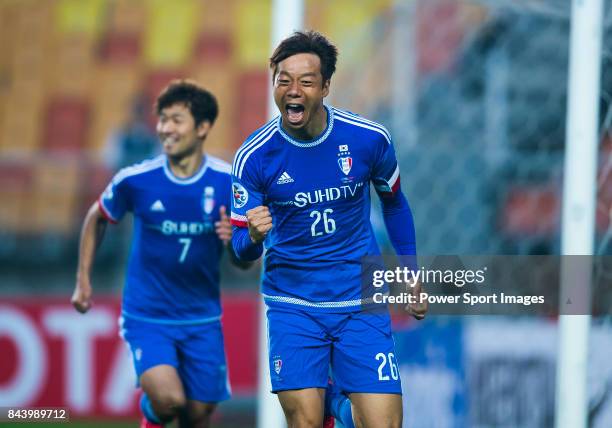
[310,209,336,236]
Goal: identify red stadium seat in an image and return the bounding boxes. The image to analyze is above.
[193,32,232,63]
[236,71,268,143]
[99,32,141,63]
[43,98,90,154]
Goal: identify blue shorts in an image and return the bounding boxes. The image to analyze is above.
[267,307,402,394]
[119,316,231,403]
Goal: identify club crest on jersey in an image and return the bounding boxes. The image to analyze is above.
[203,186,215,215]
[273,358,283,374]
[232,183,248,209]
[338,156,353,175]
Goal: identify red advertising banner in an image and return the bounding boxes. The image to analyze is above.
[0,293,258,417]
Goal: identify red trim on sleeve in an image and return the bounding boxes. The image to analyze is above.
[230,218,248,228]
[391,176,401,194]
[379,176,402,199]
[97,198,118,224]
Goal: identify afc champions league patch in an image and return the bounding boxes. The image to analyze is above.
[338,156,353,175]
[273,357,283,375]
[203,186,215,215]
[232,183,248,209]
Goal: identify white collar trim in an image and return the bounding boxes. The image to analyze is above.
[277,105,334,148]
[163,155,208,185]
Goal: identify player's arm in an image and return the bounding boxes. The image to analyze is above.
[379,188,416,258]
[372,132,427,319]
[229,162,268,260]
[378,185,427,320]
[215,205,253,269]
[378,189,426,319]
[72,172,128,313]
[71,202,109,313]
[230,206,271,261]
[226,243,253,268]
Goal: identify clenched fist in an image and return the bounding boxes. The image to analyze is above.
[406,281,428,320]
[71,277,93,314]
[246,206,272,244]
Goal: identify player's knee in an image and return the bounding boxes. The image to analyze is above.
[353,409,401,428]
[187,403,216,427]
[388,414,402,428]
[284,409,323,428]
[151,391,187,420]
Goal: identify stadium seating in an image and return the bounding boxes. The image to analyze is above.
[107,0,147,34]
[99,32,142,64]
[193,32,233,64]
[234,0,270,68]
[236,71,269,143]
[43,97,90,154]
[29,160,80,234]
[0,81,45,158]
[192,67,236,158]
[88,65,141,153]
[0,0,367,243]
[0,163,32,233]
[144,0,201,67]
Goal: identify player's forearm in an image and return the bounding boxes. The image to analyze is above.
[380,189,417,260]
[226,242,254,269]
[76,203,108,281]
[231,226,263,261]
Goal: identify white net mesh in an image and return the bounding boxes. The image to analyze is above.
[326,0,611,257]
[319,1,612,426]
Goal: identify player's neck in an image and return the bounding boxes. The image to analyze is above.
[167,151,204,178]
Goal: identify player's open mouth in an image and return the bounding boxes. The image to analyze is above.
[286,104,305,124]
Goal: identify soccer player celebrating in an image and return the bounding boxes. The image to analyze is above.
[230,31,427,428]
[71,80,248,428]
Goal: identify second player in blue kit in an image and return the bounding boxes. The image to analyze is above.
[231,31,427,428]
[72,80,249,428]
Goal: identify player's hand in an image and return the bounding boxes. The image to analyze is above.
[405,280,427,320]
[215,205,232,245]
[71,277,93,314]
[246,206,272,244]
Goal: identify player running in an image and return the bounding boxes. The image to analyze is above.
[230,31,427,428]
[71,80,249,428]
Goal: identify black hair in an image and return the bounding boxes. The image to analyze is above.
[155,79,218,126]
[269,30,338,84]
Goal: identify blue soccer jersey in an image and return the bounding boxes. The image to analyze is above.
[99,154,232,322]
[231,106,403,312]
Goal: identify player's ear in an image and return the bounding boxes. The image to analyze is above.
[197,120,211,139]
[322,79,330,98]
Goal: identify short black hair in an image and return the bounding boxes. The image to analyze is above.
[270,30,338,84]
[155,79,218,126]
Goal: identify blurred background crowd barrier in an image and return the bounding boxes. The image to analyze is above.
[0,0,610,427]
